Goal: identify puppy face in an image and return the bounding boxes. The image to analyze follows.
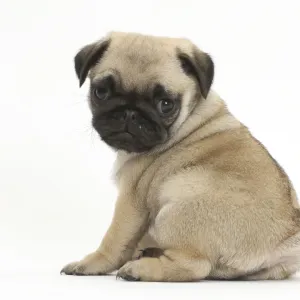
[74,32,214,153]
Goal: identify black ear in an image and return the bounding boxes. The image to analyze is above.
[178,48,214,99]
[74,39,110,87]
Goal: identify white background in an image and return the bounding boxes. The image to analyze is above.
[0,0,299,299]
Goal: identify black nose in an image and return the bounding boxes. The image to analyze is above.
[124,110,137,121]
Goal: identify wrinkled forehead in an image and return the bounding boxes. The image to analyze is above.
[89,34,193,94]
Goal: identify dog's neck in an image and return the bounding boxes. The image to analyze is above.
[113,90,241,175]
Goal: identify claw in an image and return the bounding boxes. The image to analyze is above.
[116,272,140,281]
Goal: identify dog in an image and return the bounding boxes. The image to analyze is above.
[61,32,300,281]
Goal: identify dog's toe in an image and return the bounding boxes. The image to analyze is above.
[60,262,79,275]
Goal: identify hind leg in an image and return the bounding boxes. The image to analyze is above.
[242,230,300,280]
[117,248,212,282]
[241,264,292,280]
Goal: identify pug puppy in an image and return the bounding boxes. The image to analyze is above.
[61,32,300,281]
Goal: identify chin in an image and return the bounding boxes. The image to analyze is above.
[102,132,156,153]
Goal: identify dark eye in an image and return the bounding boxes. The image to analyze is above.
[157,98,175,115]
[93,86,110,101]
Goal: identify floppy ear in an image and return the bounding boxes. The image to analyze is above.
[74,39,110,87]
[178,47,214,99]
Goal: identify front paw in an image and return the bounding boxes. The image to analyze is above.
[61,252,111,276]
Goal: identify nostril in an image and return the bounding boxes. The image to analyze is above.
[131,112,136,120]
[113,111,126,120]
[124,110,137,121]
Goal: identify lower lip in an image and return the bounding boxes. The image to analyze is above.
[110,132,134,139]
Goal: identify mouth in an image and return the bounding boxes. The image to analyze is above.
[102,129,136,140]
[108,131,134,139]
[103,131,150,153]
